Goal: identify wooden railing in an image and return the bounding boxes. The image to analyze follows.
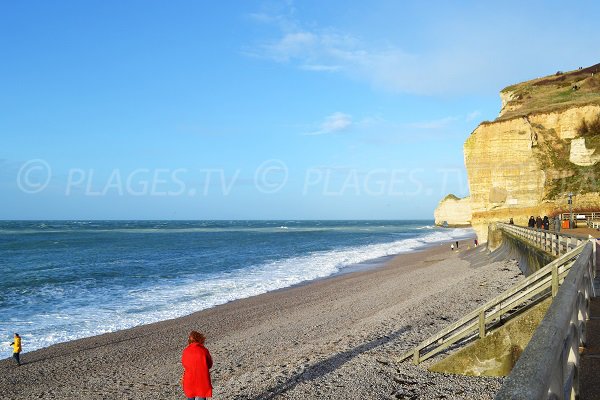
[397,242,587,365]
[500,223,590,256]
[560,212,600,228]
[560,212,600,221]
[495,241,596,400]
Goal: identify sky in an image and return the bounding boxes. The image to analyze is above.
[1,0,598,220]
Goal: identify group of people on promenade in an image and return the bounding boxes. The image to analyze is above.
[527,215,562,232]
[7,330,214,399]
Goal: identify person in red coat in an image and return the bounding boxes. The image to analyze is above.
[181,331,213,400]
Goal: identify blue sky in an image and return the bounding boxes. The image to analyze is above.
[1,0,598,220]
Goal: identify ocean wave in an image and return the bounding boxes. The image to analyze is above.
[0,226,435,235]
[0,226,473,352]
[416,225,436,229]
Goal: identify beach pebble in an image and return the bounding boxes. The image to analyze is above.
[1,242,519,400]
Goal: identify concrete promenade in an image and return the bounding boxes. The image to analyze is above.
[494,224,597,400]
[581,297,600,399]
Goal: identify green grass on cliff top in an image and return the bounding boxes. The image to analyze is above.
[492,63,600,123]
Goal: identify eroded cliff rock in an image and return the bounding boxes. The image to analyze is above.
[570,137,600,166]
[439,64,600,242]
[434,194,471,227]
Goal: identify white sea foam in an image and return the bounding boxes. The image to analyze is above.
[3,227,473,352]
[416,225,436,229]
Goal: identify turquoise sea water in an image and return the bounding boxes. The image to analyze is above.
[0,220,472,352]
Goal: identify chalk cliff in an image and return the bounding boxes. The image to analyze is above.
[438,64,600,241]
[434,195,471,227]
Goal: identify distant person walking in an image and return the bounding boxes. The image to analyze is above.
[555,215,562,232]
[474,239,478,247]
[536,216,543,229]
[543,216,550,230]
[181,331,213,400]
[509,218,514,225]
[451,243,454,251]
[10,333,21,366]
[455,241,459,249]
[528,216,535,228]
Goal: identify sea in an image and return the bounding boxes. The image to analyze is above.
[0,220,472,353]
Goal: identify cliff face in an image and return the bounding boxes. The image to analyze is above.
[442,64,600,242]
[434,195,471,227]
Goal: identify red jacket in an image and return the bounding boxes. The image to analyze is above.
[182,343,213,398]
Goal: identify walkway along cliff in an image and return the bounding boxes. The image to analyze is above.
[399,223,599,399]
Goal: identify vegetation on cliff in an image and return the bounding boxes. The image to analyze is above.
[535,115,600,199]
[457,63,600,241]
[493,64,600,123]
[579,115,600,149]
[491,63,600,200]
[441,193,460,201]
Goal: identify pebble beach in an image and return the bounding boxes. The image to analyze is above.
[0,239,522,399]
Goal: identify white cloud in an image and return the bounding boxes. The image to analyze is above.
[247,12,276,23]
[305,112,353,136]
[408,116,460,130]
[300,64,341,72]
[249,25,476,94]
[253,32,316,62]
[407,111,484,129]
[245,9,597,95]
[466,110,482,122]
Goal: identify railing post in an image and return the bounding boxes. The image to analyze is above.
[479,310,486,338]
[552,265,559,297]
[548,356,563,399]
[542,230,546,251]
[529,227,532,242]
[591,237,597,273]
[558,236,562,255]
[541,230,544,248]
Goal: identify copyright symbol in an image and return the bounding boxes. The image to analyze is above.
[254,159,288,194]
[17,159,52,194]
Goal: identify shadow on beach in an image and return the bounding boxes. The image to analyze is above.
[251,325,411,400]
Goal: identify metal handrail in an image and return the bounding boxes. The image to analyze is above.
[495,241,596,400]
[499,223,590,256]
[560,212,600,221]
[397,242,587,365]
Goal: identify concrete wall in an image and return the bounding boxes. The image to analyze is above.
[487,224,555,275]
[429,298,552,376]
[499,230,555,275]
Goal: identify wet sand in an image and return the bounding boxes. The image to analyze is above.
[0,239,522,399]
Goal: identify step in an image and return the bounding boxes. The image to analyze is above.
[585,320,600,353]
[579,354,600,400]
[594,277,600,297]
[589,298,600,317]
